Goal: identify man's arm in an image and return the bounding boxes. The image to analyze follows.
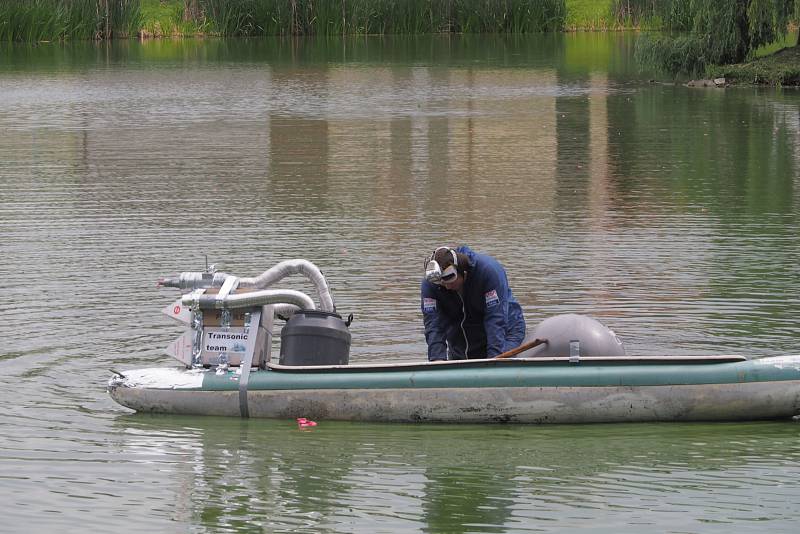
[479,267,512,358]
[421,282,448,361]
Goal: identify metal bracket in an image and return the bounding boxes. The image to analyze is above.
[190,308,204,368]
[569,339,580,364]
[217,275,238,301]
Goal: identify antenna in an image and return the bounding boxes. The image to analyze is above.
[204,254,216,274]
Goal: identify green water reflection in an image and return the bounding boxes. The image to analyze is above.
[116,415,800,532]
[3,35,796,221]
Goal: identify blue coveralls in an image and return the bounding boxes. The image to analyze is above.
[420,246,526,361]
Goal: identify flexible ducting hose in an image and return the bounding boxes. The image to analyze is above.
[237,259,335,312]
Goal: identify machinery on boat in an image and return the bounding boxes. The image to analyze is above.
[107,260,800,423]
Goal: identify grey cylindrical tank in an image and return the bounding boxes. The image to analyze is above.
[519,314,625,357]
[279,310,351,366]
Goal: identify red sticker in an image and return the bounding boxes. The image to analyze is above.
[173,305,181,315]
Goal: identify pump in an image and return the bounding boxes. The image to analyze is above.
[158,259,351,368]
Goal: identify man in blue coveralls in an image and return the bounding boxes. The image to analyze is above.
[421,246,526,361]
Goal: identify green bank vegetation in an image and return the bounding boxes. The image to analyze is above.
[0,0,140,41]
[139,0,675,36]
[635,0,799,74]
[0,0,568,40]
[566,0,672,30]
[2,0,655,40]
[2,1,796,40]
[142,0,567,37]
[710,43,800,85]
[1,1,798,84]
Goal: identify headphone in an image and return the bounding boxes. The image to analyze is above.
[425,247,462,285]
[429,246,458,269]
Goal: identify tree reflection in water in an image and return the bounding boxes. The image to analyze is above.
[114,416,800,532]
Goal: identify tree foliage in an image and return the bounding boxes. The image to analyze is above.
[635,0,800,75]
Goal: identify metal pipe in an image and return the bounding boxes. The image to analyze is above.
[158,271,232,290]
[182,289,315,311]
[237,259,335,312]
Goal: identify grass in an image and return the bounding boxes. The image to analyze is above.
[0,0,140,41]
[753,30,799,58]
[564,0,671,31]
[191,0,567,37]
[565,0,615,30]
[5,0,569,39]
[139,0,202,37]
[709,42,800,86]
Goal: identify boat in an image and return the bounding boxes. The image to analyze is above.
[108,260,800,424]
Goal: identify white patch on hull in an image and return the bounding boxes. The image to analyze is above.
[753,355,800,371]
[110,367,205,390]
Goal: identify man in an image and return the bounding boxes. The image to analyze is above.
[421,245,526,361]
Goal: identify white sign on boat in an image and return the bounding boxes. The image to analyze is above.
[162,299,192,325]
[165,330,193,365]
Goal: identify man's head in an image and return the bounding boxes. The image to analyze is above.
[425,247,467,290]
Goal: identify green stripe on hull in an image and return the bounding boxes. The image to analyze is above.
[199,357,800,392]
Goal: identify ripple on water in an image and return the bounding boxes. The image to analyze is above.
[1,35,800,533]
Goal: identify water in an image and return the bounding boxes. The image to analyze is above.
[1,33,800,532]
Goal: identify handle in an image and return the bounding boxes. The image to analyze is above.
[493,338,548,360]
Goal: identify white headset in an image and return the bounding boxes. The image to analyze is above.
[424,247,458,284]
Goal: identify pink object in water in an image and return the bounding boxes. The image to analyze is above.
[296,417,318,429]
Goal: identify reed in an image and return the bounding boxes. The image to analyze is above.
[109,0,143,37]
[1,0,567,41]
[564,0,687,30]
[610,0,690,30]
[0,0,141,41]
[196,0,566,37]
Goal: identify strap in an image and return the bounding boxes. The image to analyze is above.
[238,308,261,418]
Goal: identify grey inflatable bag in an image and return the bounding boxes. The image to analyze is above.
[518,314,625,357]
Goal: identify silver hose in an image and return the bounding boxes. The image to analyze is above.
[182,289,315,311]
[158,271,232,290]
[237,259,335,312]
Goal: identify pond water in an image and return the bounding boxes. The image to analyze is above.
[1,33,799,532]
